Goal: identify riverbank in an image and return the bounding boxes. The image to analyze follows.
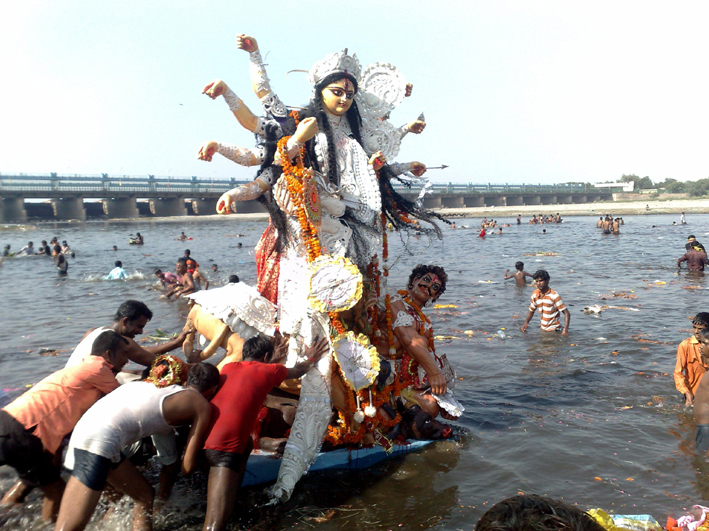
[435,198,709,218]
[2,198,707,228]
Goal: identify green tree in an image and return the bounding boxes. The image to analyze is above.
[660,178,686,193]
[688,178,709,197]
[619,174,654,189]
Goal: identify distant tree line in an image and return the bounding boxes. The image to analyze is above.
[617,174,709,196]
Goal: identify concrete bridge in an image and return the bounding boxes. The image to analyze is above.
[0,173,613,222]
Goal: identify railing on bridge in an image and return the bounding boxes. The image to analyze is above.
[0,172,611,196]
[0,173,251,195]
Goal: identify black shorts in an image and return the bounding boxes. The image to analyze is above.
[204,449,248,472]
[72,449,122,491]
[0,410,61,487]
[697,424,709,454]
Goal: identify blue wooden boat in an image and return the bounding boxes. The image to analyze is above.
[242,440,435,487]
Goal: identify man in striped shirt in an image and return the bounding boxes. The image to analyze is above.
[521,270,570,335]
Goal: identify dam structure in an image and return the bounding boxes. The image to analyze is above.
[0,173,613,222]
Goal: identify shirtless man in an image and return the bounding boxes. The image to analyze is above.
[504,261,533,287]
[612,218,621,234]
[596,217,603,228]
[601,216,612,234]
[54,363,218,531]
[166,258,196,298]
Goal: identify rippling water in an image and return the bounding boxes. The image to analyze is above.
[0,214,707,530]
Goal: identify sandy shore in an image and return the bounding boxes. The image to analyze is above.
[2,199,707,227]
[435,198,709,219]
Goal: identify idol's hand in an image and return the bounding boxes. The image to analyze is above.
[273,177,297,215]
[410,162,426,177]
[428,371,447,396]
[202,80,227,99]
[294,117,319,143]
[405,83,413,97]
[197,141,218,162]
[369,151,386,171]
[216,192,234,215]
[407,120,426,134]
[236,34,258,53]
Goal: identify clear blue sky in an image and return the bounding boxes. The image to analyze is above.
[2,1,708,185]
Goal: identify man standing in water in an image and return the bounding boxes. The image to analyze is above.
[691,328,709,455]
[201,334,328,531]
[521,270,570,335]
[678,244,709,271]
[674,313,709,406]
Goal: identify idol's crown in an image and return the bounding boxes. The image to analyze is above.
[308,49,361,87]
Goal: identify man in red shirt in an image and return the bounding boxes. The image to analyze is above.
[202,333,328,531]
[0,330,128,521]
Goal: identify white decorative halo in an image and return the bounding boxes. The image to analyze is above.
[361,118,401,160]
[307,255,363,313]
[356,63,407,119]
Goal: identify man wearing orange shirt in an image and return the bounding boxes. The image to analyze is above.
[674,312,709,406]
[0,330,128,521]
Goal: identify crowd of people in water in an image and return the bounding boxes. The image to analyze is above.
[1,212,708,530]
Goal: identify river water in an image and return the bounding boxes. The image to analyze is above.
[0,214,706,530]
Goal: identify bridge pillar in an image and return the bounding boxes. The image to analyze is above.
[574,195,588,203]
[523,195,541,205]
[464,196,485,208]
[149,197,187,217]
[484,196,507,207]
[440,196,464,208]
[557,195,573,204]
[540,195,557,205]
[0,197,28,223]
[192,198,218,215]
[422,196,442,209]
[232,199,268,214]
[103,197,139,219]
[505,195,524,206]
[52,197,86,221]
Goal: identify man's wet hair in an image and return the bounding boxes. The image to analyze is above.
[186,363,220,392]
[688,235,696,240]
[532,270,550,282]
[242,334,274,362]
[90,330,128,356]
[154,268,163,275]
[515,261,524,271]
[114,300,153,323]
[476,494,604,531]
[228,275,239,283]
[184,249,191,256]
[694,313,709,328]
[115,261,122,268]
[407,264,448,298]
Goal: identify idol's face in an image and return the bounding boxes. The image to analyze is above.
[321,78,355,116]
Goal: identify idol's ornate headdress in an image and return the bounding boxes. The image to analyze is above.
[308,49,361,87]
